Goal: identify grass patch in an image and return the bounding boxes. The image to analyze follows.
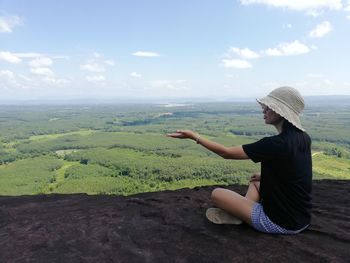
[28,129,96,141]
[0,156,64,195]
[313,153,350,180]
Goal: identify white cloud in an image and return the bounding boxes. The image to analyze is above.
[264,48,283,56]
[81,53,114,74]
[80,63,105,72]
[223,41,310,69]
[86,75,105,82]
[151,80,171,87]
[29,57,53,68]
[264,40,310,56]
[19,74,32,82]
[52,55,70,60]
[306,10,324,17]
[324,79,334,85]
[309,21,332,38]
[175,79,187,84]
[0,15,22,33]
[222,59,252,69]
[81,53,115,73]
[41,76,69,85]
[93,52,102,58]
[230,47,260,59]
[0,70,15,79]
[0,51,21,63]
[30,67,54,76]
[150,80,187,90]
[15,53,44,58]
[104,60,115,66]
[345,1,350,11]
[239,0,342,11]
[130,72,142,78]
[132,51,160,57]
[345,2,350,19]
[0,70,21,89]
[0,69,70,92]
[307,73,323,78]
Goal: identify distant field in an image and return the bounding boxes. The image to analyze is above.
[0,102,349,195]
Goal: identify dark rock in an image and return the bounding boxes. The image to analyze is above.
[0,180,349,262]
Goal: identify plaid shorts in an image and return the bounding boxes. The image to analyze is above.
[251,203,309,234]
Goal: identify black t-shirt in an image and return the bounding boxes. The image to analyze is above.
[242,131,312,230]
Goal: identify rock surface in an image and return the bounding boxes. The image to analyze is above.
[0,180,349,263]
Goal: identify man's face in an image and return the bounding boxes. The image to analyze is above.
[262,105,283,125]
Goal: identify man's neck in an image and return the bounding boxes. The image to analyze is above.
[275,119,285,134]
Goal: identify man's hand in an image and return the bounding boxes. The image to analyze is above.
[166,130,198,140]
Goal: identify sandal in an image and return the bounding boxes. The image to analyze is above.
[206,208,243,225]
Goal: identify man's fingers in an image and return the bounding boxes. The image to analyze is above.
[167,133,179,137]
[167,132,185,138]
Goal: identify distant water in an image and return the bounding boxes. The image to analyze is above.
[159,103,193,108]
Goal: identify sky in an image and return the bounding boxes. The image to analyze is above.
[1,0,350,101]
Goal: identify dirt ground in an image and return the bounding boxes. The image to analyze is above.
[0,180,349,263]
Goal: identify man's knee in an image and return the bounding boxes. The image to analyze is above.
[211,188,225,202]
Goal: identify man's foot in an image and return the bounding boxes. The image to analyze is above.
[206,208,243,225]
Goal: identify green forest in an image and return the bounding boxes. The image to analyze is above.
[0,99,349,196]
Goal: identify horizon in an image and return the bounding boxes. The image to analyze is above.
[1,0,350,100]
[0,94,349,106]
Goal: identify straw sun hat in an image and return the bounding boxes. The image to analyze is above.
[257,86,305,131]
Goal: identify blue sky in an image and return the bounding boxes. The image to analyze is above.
[1,0,350,101]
